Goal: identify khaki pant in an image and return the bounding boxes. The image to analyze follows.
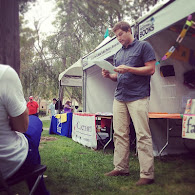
[113,98,154,179]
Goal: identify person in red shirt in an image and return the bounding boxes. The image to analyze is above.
[27,96,39,116]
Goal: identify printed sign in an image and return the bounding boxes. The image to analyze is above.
[72,113,97,149]
[139,17,155,40]
[57,118,62,134]
[182,114,195,140]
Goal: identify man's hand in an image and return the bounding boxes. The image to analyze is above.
[102,69,110,78]
[114,65,129,74]
[102,68,118,82]
[114,61,155,76]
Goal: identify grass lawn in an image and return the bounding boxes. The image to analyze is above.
[10,120,195,195]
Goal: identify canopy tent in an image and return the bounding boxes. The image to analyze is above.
[58,0,195,155]
[82,0,195,114]
[59,59,83,87]
[58,36,113,87]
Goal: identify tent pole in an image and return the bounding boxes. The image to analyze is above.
[83,69,86,112]
[58,80,61,114]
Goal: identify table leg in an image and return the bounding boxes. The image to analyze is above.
[97,132,106,147]
[103,118,113,153]
[158,118,170,156]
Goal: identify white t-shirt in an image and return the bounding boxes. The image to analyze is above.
[0,65,28,179]
[49,102,55,117]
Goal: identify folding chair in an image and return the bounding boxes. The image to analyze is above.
[0,164,47,195]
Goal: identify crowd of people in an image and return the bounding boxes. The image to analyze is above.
[26,97,75,118]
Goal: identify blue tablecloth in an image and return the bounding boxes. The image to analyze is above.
[49,113,72,138]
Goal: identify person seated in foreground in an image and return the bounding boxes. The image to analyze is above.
[0,64,49,195]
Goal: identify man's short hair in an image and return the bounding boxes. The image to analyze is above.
[53,98,57,101]
[112,21,131,33]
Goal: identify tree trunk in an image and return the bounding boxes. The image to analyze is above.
[0,0,20,75]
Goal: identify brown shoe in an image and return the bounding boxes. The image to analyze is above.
[136,178,154,186]
[104,170,129,176]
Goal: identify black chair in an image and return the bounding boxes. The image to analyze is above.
[0,164,47,195]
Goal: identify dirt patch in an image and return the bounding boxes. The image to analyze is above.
[40,136,58,142]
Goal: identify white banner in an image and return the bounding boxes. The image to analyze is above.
[61,77,83,87]
[138,0,195,40]
[139,16,155,40]
[72,113,97,149]
[182,114,195,140]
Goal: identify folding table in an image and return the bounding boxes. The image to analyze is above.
[49,113,73,137]
[148,112,182,156]
[96,114,113,152]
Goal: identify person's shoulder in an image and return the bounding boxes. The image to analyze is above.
[48,103,52,109]
[136,40,153,51]
[0,65,18,81]
[138,40,151,46]
[0,65,22,93]
[135,39,147,45]
[0,64,9,73]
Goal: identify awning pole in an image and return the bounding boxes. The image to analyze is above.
[58,80,61,114]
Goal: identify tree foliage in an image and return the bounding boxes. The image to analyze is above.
[20,0,159,103]
[128,0,158,21]
[19,0,37,14]
[20,15,62,100]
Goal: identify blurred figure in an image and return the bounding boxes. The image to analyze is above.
[64,100,73,113]
[74,105,79,112]
[55,99,63,114]
[27,96,39,117]
[48,98,57,118]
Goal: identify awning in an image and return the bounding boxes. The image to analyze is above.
[59,59,83,87]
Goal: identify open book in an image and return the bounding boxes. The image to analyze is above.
[93,60,115,74]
